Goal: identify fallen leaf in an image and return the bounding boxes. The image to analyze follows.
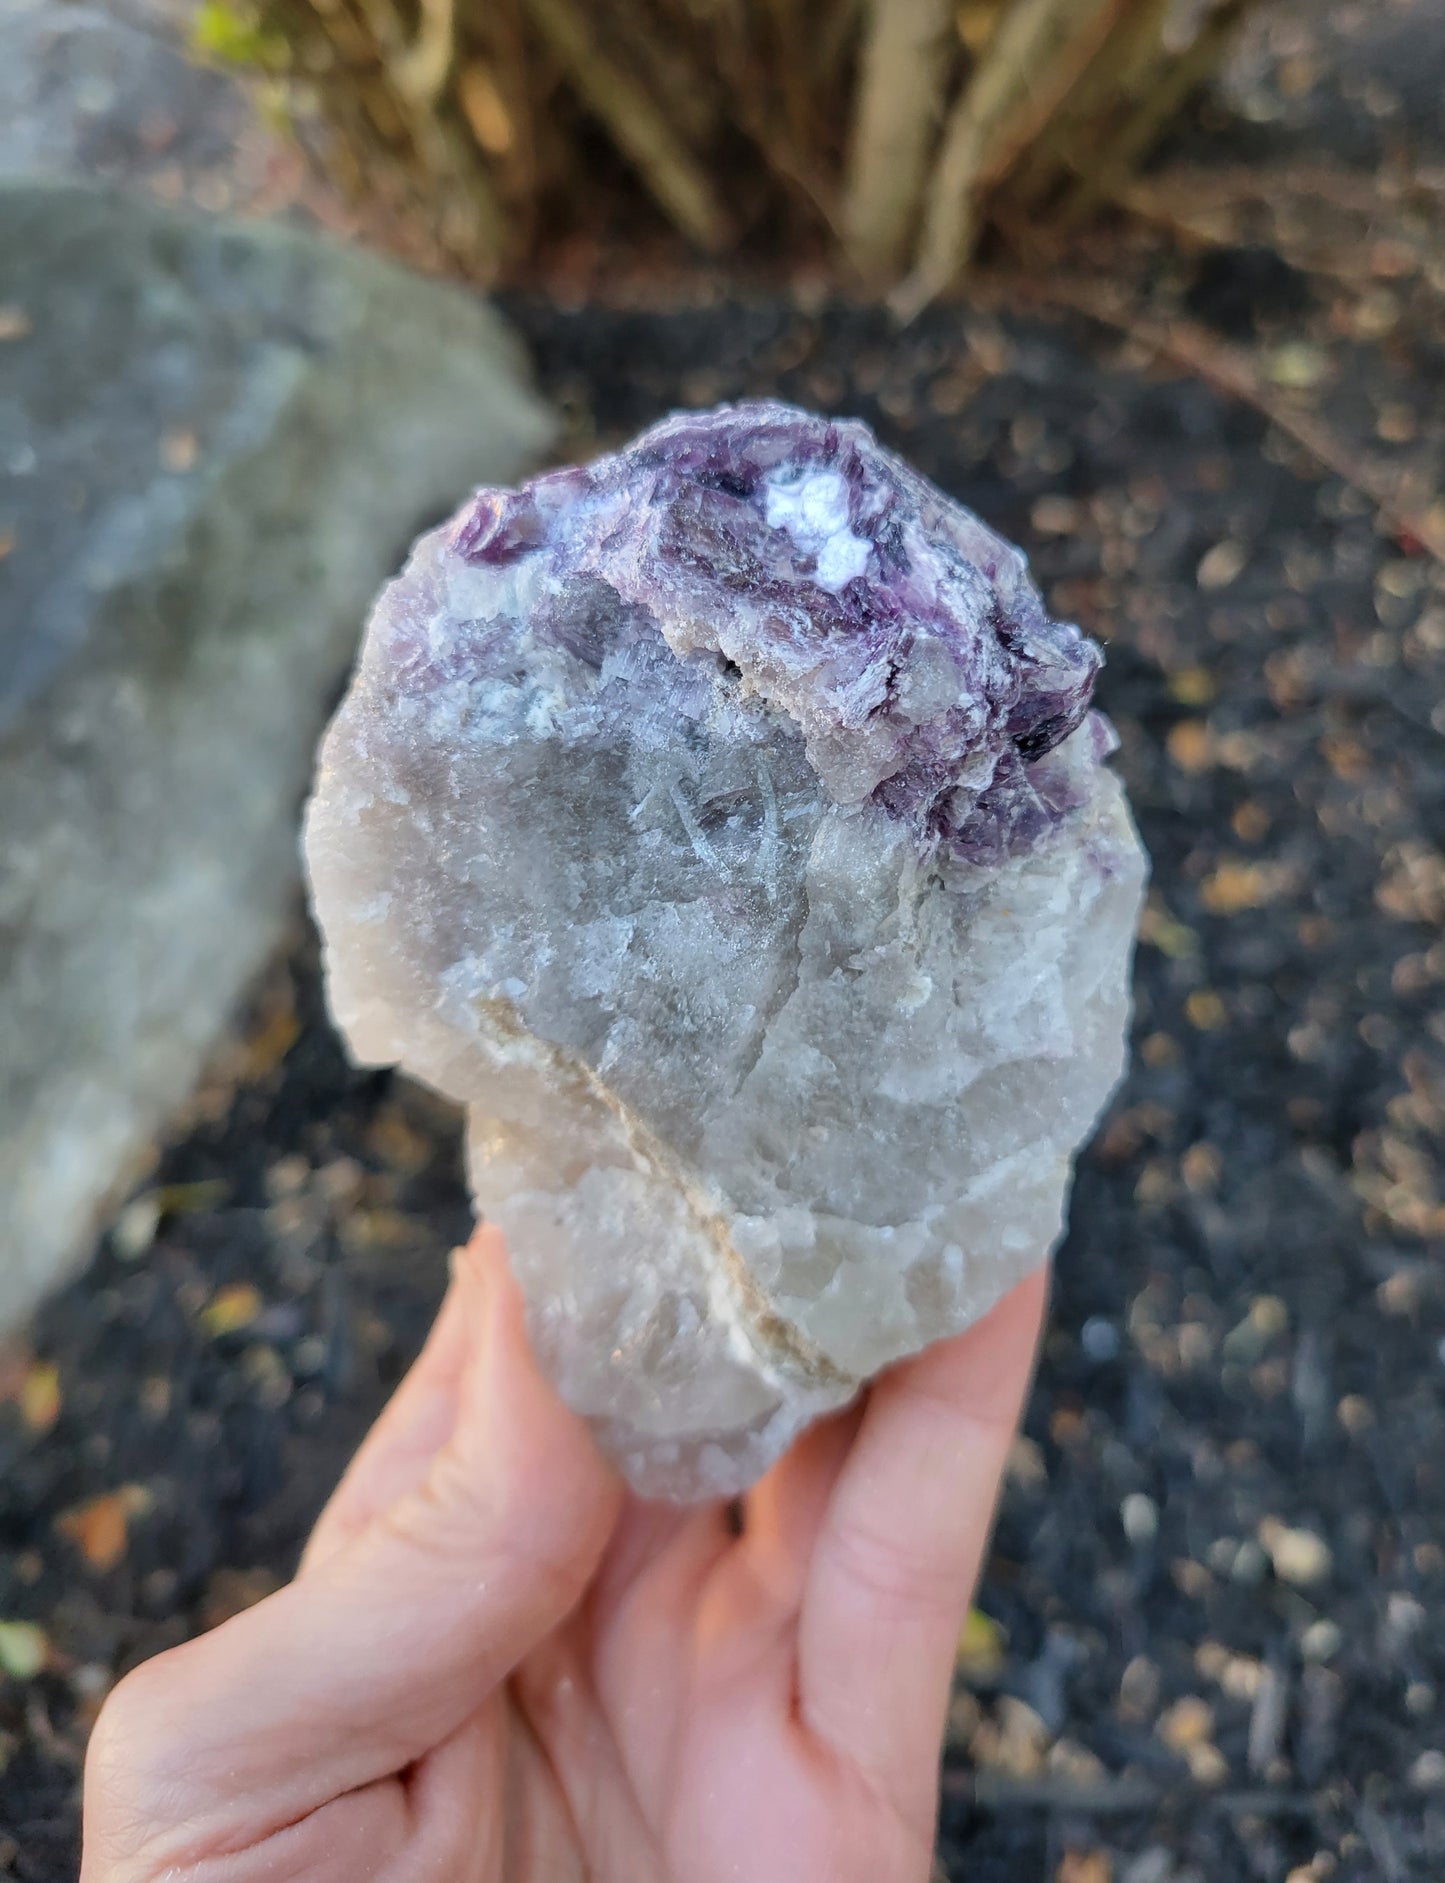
[970,1696,1050,1777]
[459,62,514,156]
[1200,859,1289,915]
[58,1485,155,1572]
[0,1621,48,1680]
[1057,1853,1111,1883]
[1030,495,1081,537]
[1266,341,1328,389]
[1168,665,1216,705]
[243,1002,300,1078]
[1166,720,1214,773]
[1139,898,1199,959]
[20,1363,61,1434]
[154,1179,230,1215]
[956,1607,1007,1683]
[200,1282,263,1338]
[202,1566,281,1629]
[1185,989,1227,1031]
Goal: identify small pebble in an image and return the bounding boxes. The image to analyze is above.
[1056,1852,1111,1883]
[1119,1655,1160,1719]
[969,1696,1051,1777]
[1230,1539,1269,1587]
[1197,539,1247,589]
[1408,1749,1445,1791]
[1259,1518,1332,1587]
[1185,1741,1229,1786]
[1121,1492,1159,1546]
[1081,1316,1121,1361]
[112,1194,161,1260]
[1300,1619,1342,1662]
[0,1621,48,1680]
[1158,1694,1214,1750]
[1048,1737,1109,1784]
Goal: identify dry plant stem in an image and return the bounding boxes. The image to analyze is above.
[1056,0,1261,227]
[692,0,842,235]
[1011,273,1445,568]
[1004,0,1173,213]
[759,0,815,162]
[263,0,503,271]
[1131,160,1445,217]
[597,0,722,147]
[841,0,956,281]
[522,0,732,251]
[693,0,844,234]
[1107,174,1438,295]
[391,0,456,104]
[814,0,867,101]
[895,0,1127,319]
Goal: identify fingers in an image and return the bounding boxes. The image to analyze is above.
[301,1240,479,1574]
[733,1401,863,1615]
[83,1225,623,1872]
[796,1268,1049,1817]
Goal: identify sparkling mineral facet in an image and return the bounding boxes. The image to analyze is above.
[304,401,1148,1499]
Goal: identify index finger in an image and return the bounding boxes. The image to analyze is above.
[795,1267,1049,1819]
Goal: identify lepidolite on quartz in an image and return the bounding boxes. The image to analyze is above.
[304,401,1147,1498]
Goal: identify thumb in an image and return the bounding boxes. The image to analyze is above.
[83,1226,622,1863]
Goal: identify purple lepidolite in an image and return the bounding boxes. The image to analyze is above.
[304,401,1147,1498]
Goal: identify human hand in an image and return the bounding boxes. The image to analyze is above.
[83,1224,1046,1883]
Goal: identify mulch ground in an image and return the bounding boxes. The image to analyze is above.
[5,7,1445,1880]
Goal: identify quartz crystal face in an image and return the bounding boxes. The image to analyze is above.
[304,402,1148,1499]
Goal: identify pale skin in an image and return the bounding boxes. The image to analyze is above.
[82,1224,1047,1883]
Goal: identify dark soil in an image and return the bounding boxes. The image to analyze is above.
[5,8,1445,1880]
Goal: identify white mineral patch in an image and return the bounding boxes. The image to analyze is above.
[764,467,873,591]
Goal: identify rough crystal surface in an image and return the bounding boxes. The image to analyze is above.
[304,401,1148,1499]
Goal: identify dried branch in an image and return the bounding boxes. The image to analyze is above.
[759,0,815,159]
[814,0,866,100]
[1056,0,1261,227]
[264,0,506,270]
[894,0,1127,318]
[391,0,456,105]
[1006,271,1445,567]
[258,0,1262,288]
[523,0,733,251]
[1003,0,1173,213]
[687,0,841,234]
[841,0,957,282]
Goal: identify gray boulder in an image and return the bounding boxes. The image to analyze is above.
[0,180,554,1329]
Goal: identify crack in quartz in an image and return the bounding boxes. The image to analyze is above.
[473,996,847,1391]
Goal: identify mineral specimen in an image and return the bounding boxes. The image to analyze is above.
[304,401,1147,1499]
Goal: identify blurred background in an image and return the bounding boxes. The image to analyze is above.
[3,1,1445,1877]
